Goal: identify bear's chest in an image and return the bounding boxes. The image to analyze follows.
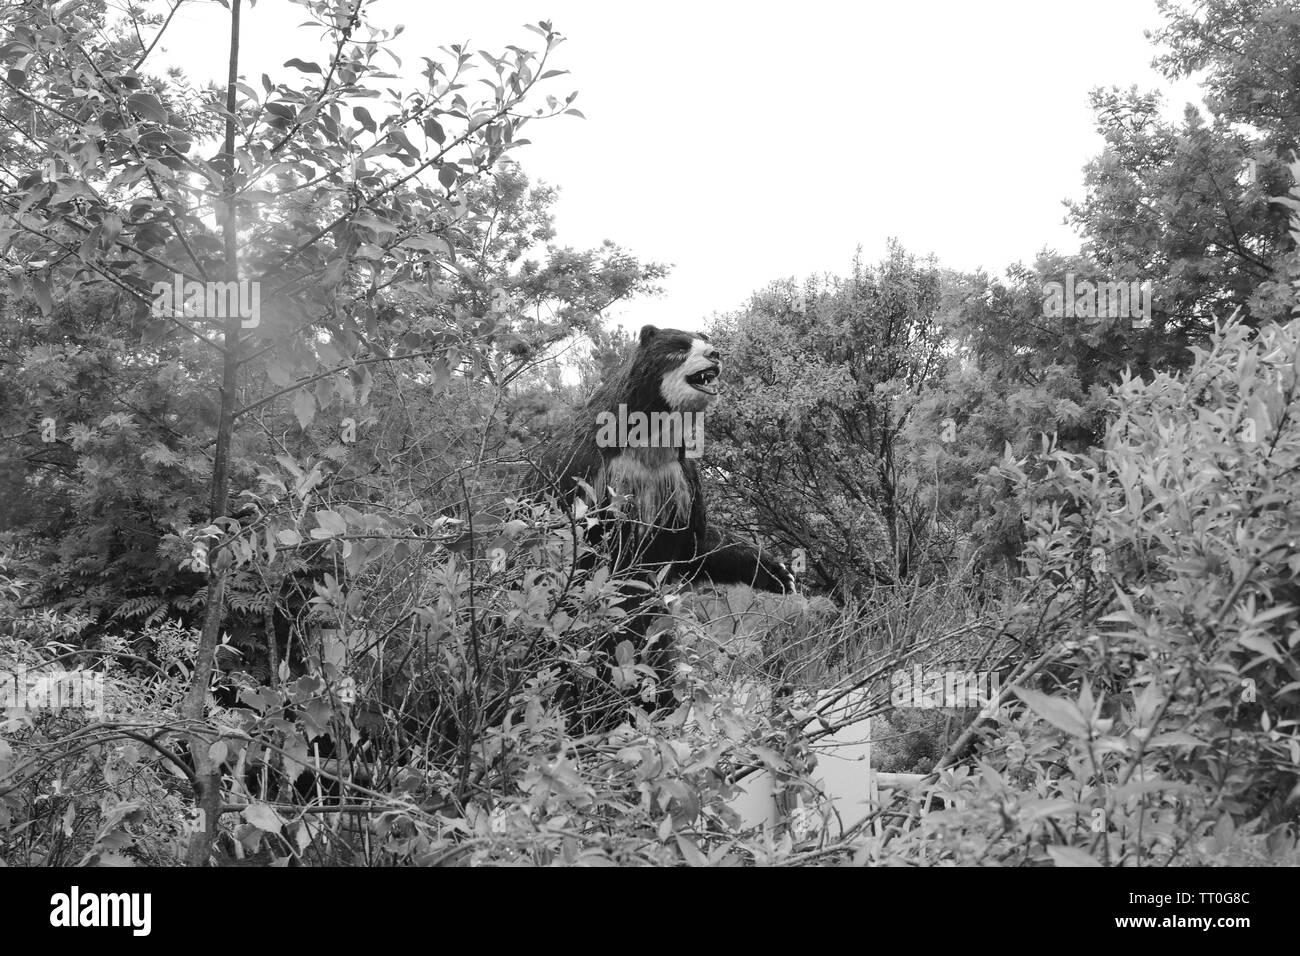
[595,448,694,529]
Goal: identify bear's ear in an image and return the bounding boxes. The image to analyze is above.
[638,325,659,346]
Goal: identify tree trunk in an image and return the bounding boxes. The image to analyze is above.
[182,0,242,868]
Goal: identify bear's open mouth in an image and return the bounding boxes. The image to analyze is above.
[686,365,720,395]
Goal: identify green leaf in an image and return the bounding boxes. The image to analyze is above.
[284,58,322,74]
[675,834,707,867]
[352,214,398,234]
[267,361,294,388]
[243,803,283,834]
[314,376,335,409]
[292,390,316,429]
[1013,686,1091,739]
[399,234,451,255]
[387,129,417,157]
[30,276,52,315]
[126,92,168,124]
[0,41,33,61]
[1237,633,1283,662]
[316,340,343,366]
[312,510,347,537]
[321,258,346,288]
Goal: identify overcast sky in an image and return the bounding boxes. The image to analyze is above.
[157,0,1204,332]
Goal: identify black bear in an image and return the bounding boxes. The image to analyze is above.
[529,324,794,593]
[528,325,793,718]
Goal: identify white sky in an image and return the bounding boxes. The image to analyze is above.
[157,0,1204,332]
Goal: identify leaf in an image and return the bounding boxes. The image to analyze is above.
[313,510,347,537]
[267,361,294,388]
[422,117,445,144]
[399,234,451,255]
[277,529,302,547]
[1013,686,1091,739]
[30,276,52,315]
[275,454,306,483]
[284,58,322,74]
[243,803,283,834]
[126,92,168,124]
[100,212,122,249]
[1046,845,1101,867]
[1237,633,1283,662]
[0,41,33,62]
[208,741,228,764]
[1212,813,1236,853]
[321,258,346,288]
[359,141,401,160]
[292,390,316,429]
[438,163,459,189]
[352,214,398,234]
[314,376,335,409]
[387,129,417,157]
[294,463,324,500]
[353,106,376,132]
[675,834,707,867]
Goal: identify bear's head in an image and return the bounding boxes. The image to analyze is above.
[632,325,721,413]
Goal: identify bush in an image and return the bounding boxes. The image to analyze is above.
[861,301,1300,866]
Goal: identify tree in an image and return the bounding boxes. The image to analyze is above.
[914,0,1300,576]
[1068,0,1300,355]
[705,242,947,596]
[0,0,632,863]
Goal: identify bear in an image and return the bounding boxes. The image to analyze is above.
[528,324,794,718]
[529,323,794,593]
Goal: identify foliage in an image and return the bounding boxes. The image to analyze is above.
[864,299,1300,866]
[3,0,1300,869]
[1068,0,1299,342]
[705,242,949,596]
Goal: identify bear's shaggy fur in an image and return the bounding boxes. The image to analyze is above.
[529,324,793,594]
